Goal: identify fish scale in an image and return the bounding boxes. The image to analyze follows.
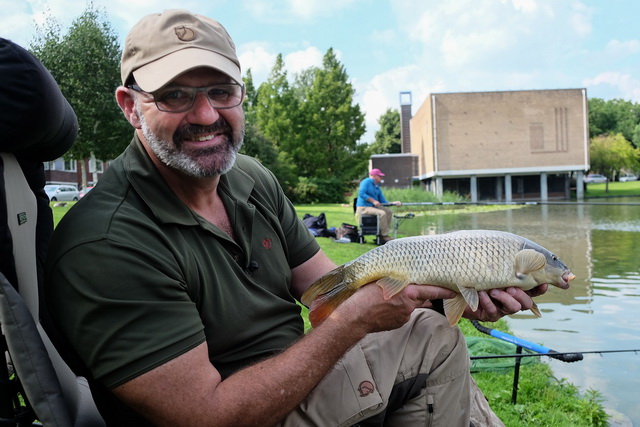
[301,230,575,327]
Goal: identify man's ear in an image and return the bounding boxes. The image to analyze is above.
[115,86,142,129]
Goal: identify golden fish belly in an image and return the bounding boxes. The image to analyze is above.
[348,235,530,292]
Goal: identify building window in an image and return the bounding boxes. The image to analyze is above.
[530,123,544,151]
[45,158,77,172]
[89,158,104,173]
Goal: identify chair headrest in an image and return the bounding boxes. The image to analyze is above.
[0,38,77,161]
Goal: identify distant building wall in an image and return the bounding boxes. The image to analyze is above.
[409,88,590,201]
[399,91,413,153]
[370,154,418,188]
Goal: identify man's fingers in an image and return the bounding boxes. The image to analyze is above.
[404,284,456,302]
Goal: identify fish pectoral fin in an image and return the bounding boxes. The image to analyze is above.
[530,301,542,317]
[515,249,546,276]
[376,276,410,300]
[443,295,467,327]
[457,285,480,312]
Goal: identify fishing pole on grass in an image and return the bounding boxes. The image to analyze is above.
[390,201,640,206]
[470,348,640,360]
[469,320,639,404]
[470,320,584,362]
[469,320,640,361]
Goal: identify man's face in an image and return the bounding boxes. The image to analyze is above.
[133,68,245,178]
[372,174,382,184]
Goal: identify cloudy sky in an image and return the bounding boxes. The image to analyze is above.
[4,0,640,142]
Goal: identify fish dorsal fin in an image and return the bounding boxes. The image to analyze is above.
[444,295,467,326]
[514,249,546,278]
[376,276,410,300]
[457,285,480,312]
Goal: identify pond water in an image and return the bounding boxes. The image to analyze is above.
[395,198,640,425]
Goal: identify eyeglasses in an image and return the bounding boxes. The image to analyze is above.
[128,83,245,113]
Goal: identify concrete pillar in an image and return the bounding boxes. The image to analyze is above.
[540,172,548,201]
[470,176,478,202]
[505,175,512,202]
[576,171,584,201]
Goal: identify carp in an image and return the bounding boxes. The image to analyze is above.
[301,230,575,327]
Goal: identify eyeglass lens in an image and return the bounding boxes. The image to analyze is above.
[154,84,244,112]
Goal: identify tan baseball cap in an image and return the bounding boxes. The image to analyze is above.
[121,9,242,92]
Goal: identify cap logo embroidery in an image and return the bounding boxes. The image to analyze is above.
[358,380,375,397]
[175,26,196,41]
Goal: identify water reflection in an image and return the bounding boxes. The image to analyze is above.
[396,198,640,424]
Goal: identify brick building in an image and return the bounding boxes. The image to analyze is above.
[409,88,590,201]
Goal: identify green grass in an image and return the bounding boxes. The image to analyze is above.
[584,179,640,198]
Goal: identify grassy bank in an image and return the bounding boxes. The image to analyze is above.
[584,179,640,198]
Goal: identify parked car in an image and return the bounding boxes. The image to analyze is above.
[79,186,94,198]
[619,174,638,182]
[584,174,608,184]
[44,184,79,201]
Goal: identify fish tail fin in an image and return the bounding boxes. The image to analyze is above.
[308,290,352,327]
[302,265,355,327]
[443,294,467,327]
[301,265,347,306]
[530,301,542,317]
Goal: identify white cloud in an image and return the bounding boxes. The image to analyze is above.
[238,42,278,82]
[583,72,640,102]
[356,64,446,143]
[284,46,324,74]
[605,39,640,58]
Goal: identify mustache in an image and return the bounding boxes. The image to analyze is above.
[173,118,232,145]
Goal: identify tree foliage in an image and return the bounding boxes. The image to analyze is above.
[369,108,401,154]
[590,133,640,189]
[589,98,640,148]
[253,49,368,202]
[29,3,130,163]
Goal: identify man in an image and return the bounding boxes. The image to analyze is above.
[45,9,546,426]
[356,168,401,242]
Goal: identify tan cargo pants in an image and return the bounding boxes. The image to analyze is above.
[281,309,504,427]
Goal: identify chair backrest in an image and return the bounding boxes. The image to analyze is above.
[0,38,105,426]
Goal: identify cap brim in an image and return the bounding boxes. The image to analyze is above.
[133,48,242,92]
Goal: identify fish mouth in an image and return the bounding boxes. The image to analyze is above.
[557,272,575,289]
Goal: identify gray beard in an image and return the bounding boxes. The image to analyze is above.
[137,107,244,178]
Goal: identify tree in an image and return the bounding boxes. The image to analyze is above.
[30,4,130,175]
[589,133,640,191]
[241,69,297,193]
[295,49,367,178]
[588,98,640,148]
[369,109,401,154]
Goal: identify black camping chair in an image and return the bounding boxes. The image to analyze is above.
[352,198,382,245]
[0,38,105,426]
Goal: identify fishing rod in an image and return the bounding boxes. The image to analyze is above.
[393,201,640,206]
[470,320,639,362]
[470,348,640,360]
[471,320,583,362]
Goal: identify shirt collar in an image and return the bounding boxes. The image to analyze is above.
[123,134,255,225]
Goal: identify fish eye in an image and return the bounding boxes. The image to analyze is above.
[552,255,558,261]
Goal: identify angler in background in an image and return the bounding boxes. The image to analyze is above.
[355,168,402,243]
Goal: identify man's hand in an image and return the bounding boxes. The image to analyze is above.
[335,283,456,333]
[463,284,549,322]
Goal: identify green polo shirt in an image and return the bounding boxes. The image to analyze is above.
[45,136,319,389]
